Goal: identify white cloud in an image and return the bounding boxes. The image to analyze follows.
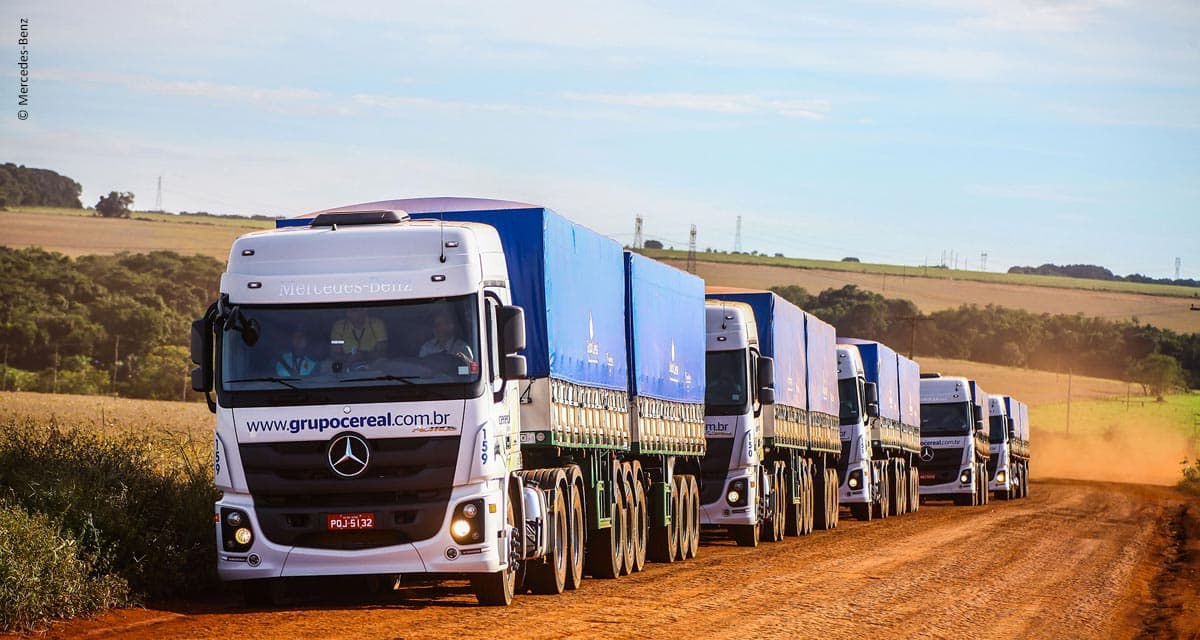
[562,92,830,120]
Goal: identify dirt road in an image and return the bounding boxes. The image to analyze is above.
[42,480,1198,640]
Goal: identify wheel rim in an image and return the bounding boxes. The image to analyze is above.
[567,482,584,589]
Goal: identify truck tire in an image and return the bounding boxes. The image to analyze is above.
[565,478,586,590]
[631,464,648,573]
[813,463,832,530]
[889,461,904,516]
[685,475,700,559]
[828,468,840,528]
[908,466,920,513]
[648,475,679,563]
[472,497,518,605]
[873,464,890,519]
[587,489,622,579]
[674,475,689,560]
[618,463,635,576]
[526,480,568,594]
[803,462,815,535]
[979,464,989,505]
[731,523,759,547]
[761,465,784,542]
[786,463,803,537]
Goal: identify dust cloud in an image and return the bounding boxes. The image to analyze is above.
[1031,427,1195,486]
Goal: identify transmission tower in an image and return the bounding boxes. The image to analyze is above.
[634,215,643,249]
[154,176,163,212]
[980,251,988,272]
[687,224,697,273]
[734,215,742,253]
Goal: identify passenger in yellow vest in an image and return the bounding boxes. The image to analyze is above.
[276,328,317,377]
[330,308,388,367]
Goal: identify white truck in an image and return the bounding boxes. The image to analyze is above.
[835,340,921,520]
[189,198,706,606]
[699,290,841,546]
[990,395,1031,499]
[917,375,991,506]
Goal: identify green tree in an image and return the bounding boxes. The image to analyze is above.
[1127,353,1187,400]
[95,192,134,218]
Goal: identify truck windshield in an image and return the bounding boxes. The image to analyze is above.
[989,414,1007,443]
[706,349,749,416]
[220,294,481,394]
[838,378,860,425]
[920,402,972,436]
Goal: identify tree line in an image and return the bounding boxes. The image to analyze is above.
[0,247,223,399]
[0,246,1194,401]
[1007,263,1200,289]
[0,163,83,209]
[771,284,1197,398]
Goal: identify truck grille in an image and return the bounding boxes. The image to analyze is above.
[240,436,459,549]
[986,456,999,480]
[919,447,963,486]
[699,438,735,505]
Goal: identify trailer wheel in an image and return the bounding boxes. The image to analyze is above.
[471,497,518,605]
[565,477,586,590]
[760,465,783,542]
[618,463,635,576]
[686,473,700,559]
[829,469,840,528]
[803,462,815,535]
[873,463,890,519]
[888,461,903,516]
[631,465,648,572]
[813,462,831,531]
[786,463,803,537]
[647,475,679,563]
[908,465,919,513]
[586,480,623,579]
[526,478,568,594]
[673,474,688,560]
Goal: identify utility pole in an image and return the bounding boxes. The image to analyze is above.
[155,176,163,212]
[633,215,643,250]
[903,316,925,359]
[1176,257,1181,280]
[734,216,742,253]
[687,224,698,274]
[980,251,988,272]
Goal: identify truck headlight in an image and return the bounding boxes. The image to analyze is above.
[234,527,253,545]
[847,469,863,490]
[450,498,485,544]
[725,479,748,506]
[960,469,972,484]
[995,470,1007,484]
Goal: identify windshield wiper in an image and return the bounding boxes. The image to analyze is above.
[341,374,420,385]
[226,376,301,389]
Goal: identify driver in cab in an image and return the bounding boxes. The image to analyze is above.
[420,309,474,365]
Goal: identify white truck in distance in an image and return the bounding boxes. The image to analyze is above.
[990,395,1031,499]
[917,375,991,506]
[835,340,921,520]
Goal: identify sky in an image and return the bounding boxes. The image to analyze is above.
[3,0,1198,278]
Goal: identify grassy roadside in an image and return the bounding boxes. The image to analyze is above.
[638,248,1200,299]
[0,394,220,631]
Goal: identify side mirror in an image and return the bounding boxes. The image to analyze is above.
[972,404,983,423]
[759,386,776,406]
[866,402,880,418]
[864,381,878,404]
[502,354,528,381]
[190,318,212,392]
[756,355,775,389]
[497,305,526,354]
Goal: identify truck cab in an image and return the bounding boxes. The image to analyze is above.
[835,346,878,515]
[191,208,529,604]
[699,300,774,546]
[918,375,990,506]
[988,395,1015,499]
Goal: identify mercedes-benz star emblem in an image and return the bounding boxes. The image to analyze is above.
[327,433,370,478]
[919,445,935,462]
